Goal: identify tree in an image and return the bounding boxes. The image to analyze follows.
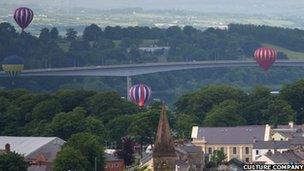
[210,150,227,166]
[55,90,95,112]
[53,147,87,171]
[183,25,197,36]
[280,79,304,124]
[0,152,28,171]
[240,86,272,125]
[66,28,77,42]
[39,28,50,41]
[86,92,138,122]
[174,114,198,139]
[31,99,62,121]
[83,24,102,41]
[175,85,247,124]
[65,132,105,171]
[203,100,246,127]
[48,107,86,140]
[117,137,135,166]
[85,116,106,138]
[127,111,160,157]
[50,27,59,40]
[264,99,295,126]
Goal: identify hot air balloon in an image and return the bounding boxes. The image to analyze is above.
[254,47,277,71]
[129,84,151,107]
[14,7,34,32]
[2,55,24,77]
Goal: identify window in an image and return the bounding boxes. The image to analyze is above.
[245,158,250,162]
[280,138,283,141]
[245,147,249,154]
[115,163,119,167]
[208,147,212,154]
[233,147,237,154]
[256,150,259,155]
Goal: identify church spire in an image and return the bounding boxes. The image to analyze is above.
[152,104,177,170]
[153,104,176,157]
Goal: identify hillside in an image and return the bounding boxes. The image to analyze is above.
[262,43,304,59]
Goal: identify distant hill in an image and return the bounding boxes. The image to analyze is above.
[4,0,304,15]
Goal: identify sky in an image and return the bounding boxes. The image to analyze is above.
[3,0,304,15]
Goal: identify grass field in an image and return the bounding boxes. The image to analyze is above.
[262,43,304,59]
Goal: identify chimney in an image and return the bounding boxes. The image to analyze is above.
[253,137,257,143]
[264,124,271,141]
[5,144,10,153]
[289,122,294,128]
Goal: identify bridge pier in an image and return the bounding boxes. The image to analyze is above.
[127,76,132,100]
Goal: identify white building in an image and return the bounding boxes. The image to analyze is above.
[252,141,290,161]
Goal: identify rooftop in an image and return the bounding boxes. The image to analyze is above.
[104,153,123,162]
[0,136,65,157]
[176,144,201,154]
[265,150,304,163]
[253,141,290,149]
[195,125,266,144]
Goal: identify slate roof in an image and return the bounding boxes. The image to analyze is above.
[105,153,123,162]
[228,158,246,166]
[266,151,302,163]
[197,125,266,144]
[276,124,303,130]
[175,160,189,168]
[0,136,65,157]
[266,153,290,163]
[290,137,304,145]
[253,141,290,149]
[177,144,201,154]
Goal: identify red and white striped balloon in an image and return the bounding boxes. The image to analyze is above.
[254,47,277,71]
[129,84,152,107]
[14,7,34,31]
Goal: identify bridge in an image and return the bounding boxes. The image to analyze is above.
[1,59,304,77]
[1,59,304,98]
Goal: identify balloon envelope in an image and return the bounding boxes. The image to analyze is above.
[14,7,34,31]
[254,47,277,71]
[129,84,152,107]
[2,55,24,77]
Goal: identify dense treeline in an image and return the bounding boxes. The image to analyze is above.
[0,86,302,169]
[228,24,304,52]
[2,22,303,69]
[1,23,304,103]
[1,79,304,168]
[1,80,304,142]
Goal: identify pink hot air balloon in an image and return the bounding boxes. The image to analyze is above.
[129,84,152,107]
[14,7,34,32]
[254,47,277,71]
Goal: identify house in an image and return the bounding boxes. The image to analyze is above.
[191,124,271,163]
[104,152,125,171]
[217,158,246,171]
[140,144,203,171]
[272,122,304,141]
[255,150,304,164]
[0,136,65,171]
[138,46,170,53]
[175,144,204,171]
[252,141,290,161]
